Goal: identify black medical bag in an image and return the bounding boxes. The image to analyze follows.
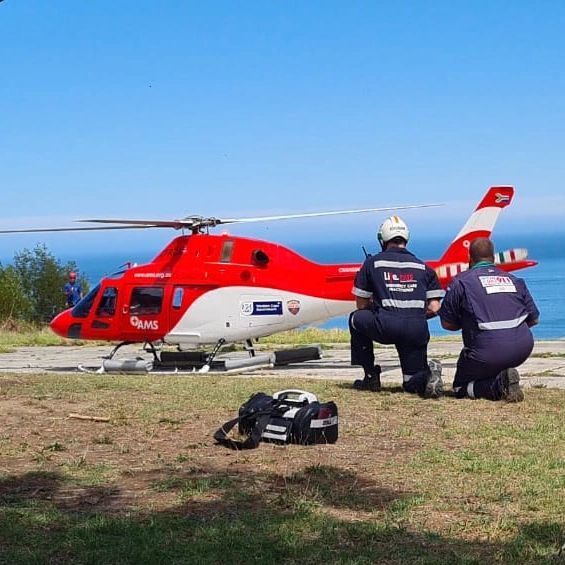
[213,389,338,449]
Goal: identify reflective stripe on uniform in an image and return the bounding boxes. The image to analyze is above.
[381,299,425,308]
[426,289,445,299]
[403,374,413,383]
[373,260,426,270]
[352,286,373,298]
[350,311,357,330]
[477,314,528,330]
[467,382,475,399]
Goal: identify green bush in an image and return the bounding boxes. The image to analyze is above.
[0,264,31,322]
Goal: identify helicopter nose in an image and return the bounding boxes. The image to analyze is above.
[50,310,81,339]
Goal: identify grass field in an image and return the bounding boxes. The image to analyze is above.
[0,326,69,352]
[0,371,563,564]
[0,327,355,350]
[0,326,466,354]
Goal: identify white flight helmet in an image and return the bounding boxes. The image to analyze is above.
[377,216,410,247]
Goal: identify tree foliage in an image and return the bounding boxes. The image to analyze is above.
[0,244,89,324]
[0,263,31,322]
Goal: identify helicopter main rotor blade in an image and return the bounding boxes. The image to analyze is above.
[217,203,443,225]
[1,203,442,234]
[0,225,157,234]
[80,203,443,228]
[77,219,192,229]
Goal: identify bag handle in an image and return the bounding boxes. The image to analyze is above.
[272,389,318,404]
[213,410,272,450]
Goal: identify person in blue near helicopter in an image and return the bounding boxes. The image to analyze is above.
[63,271,82,308]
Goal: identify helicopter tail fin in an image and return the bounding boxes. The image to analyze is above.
[439,186,514,264]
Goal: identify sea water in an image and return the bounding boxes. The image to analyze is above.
[16,234,565,340]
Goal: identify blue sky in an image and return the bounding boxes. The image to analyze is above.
[1,1,565,260]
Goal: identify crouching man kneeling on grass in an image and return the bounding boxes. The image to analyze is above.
[439,237,540,402]
[349,216,445,397]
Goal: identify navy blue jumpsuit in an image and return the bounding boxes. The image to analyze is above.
[350,247,444,394]
[439,264,539,400]
[64,281,82,308]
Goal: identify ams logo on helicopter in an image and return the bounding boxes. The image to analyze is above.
[1,186,536,372]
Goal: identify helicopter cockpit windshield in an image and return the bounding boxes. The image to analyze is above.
[70,268,127,319]
[72,284,100,318]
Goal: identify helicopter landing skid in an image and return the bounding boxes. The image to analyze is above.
[77,345,323,375]
[153,344,322,373]
[103,341,137,360]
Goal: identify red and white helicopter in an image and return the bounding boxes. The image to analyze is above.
[2,186,536,372]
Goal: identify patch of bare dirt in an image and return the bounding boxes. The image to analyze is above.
[0,389,422,519]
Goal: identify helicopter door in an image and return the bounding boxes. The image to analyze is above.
[84,285,119,338]
[121,285,168,340]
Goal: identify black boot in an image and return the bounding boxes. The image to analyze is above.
[353,365,382,392]
[424,359,444,399]
[500,368,524,402]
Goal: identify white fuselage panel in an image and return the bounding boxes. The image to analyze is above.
[164,286,354,345]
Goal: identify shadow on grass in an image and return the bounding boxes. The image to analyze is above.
[334,382,456,396]
[0,465,410,515]
[0,471,123,513]
[334,382,460,398]
[0,469,562,564]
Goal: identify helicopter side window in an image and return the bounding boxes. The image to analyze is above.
[172,287,184,309]
[130,287,164,315]
[72,284,100,318]
[220,240,234,263]
[96,287,118,317]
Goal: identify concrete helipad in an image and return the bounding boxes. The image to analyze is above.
[0,340,564,389]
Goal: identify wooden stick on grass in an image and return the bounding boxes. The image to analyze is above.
[68,413,110,422]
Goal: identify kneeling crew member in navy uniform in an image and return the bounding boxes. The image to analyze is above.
[350,216,445,397]
[439,237,539,402]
